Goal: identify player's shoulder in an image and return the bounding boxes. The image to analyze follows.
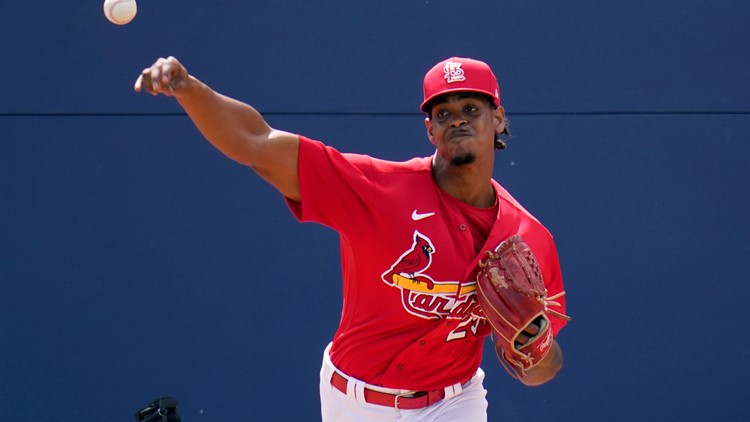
[495,181,557,254]
[494,181,530,213]
[341,154,433,191]
[299,135,431,174]
[493,180,547,230]
[362,155,432,174]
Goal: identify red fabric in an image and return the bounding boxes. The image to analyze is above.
[421,57,501,111]
[329,371,471,410]
[286,136,566,390]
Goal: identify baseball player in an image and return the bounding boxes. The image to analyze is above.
[135,56,568,421]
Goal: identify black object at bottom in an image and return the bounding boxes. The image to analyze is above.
[134,397,180,422]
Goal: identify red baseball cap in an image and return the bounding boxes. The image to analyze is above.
[420,57,501,112]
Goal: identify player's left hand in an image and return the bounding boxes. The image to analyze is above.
[475,235,570,379]
[515,321,541,348]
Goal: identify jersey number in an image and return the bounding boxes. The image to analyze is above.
[446,317,482,342]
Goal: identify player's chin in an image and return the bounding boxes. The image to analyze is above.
[450,152,477,166]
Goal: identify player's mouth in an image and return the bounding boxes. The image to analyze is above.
[447,128,473,142]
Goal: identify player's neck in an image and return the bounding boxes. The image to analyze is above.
[432,159,495,208]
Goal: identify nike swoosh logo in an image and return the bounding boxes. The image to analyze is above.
[411,210,436,221]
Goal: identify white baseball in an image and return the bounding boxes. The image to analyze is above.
[103,0,138,25]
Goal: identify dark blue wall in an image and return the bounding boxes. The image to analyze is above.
[2,1,749,421]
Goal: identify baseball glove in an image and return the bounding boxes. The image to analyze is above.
[476,235,570,379]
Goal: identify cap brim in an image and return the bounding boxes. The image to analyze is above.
[420,88,499,112]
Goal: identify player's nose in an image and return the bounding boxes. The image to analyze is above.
[449,118,468,128]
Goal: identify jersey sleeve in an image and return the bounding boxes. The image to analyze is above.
[285,136,376,240]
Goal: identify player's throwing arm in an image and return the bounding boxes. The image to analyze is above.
[134,57,302,201]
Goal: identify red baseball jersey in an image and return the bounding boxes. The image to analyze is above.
[286,136,567,391]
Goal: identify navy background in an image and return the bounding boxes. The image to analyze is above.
[2,1,749,420]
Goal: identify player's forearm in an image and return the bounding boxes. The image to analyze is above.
[176,76,273,167]
[518,340,563,386]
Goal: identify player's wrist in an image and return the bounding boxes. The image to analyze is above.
[173,76,214,104]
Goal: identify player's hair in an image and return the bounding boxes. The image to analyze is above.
[484,95,511,150]
[426,93,511,150]
[495,117,511,150]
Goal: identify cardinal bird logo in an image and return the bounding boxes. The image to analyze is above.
[383,230,481,321]
[382,231,436,289]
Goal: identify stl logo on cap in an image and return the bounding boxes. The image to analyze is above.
[420,56,500,112]
[443,61,466,84]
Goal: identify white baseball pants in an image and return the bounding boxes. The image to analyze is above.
[319,343,488,422]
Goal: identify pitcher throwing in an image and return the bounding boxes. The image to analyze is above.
[135,56,569,421]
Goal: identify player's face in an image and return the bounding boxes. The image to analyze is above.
[425,93,505,167]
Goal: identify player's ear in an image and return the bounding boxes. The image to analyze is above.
[425,117,436,145]
[493,106,506,136]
